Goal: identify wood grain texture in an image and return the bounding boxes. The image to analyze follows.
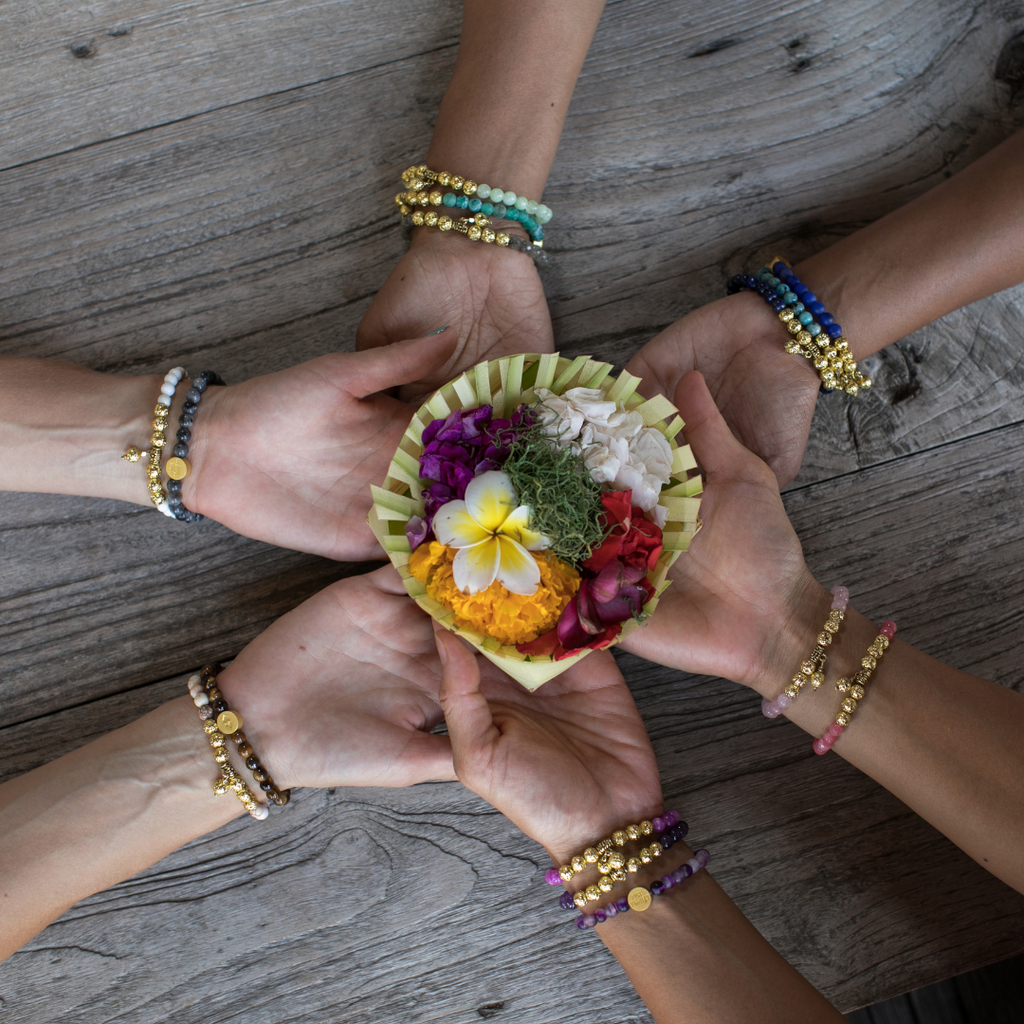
[3,0,1024,1019]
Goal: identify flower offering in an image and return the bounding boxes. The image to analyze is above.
[369,354,702,688]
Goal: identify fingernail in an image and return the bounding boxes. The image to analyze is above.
[433,624,449,664]
[426,326,450,336]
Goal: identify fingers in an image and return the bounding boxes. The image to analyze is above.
[434,624,498,764]
[339,331,459,399]
[394,731,458,785]
[673,370,771,484]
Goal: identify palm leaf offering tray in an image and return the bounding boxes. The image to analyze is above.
[369,353,702,689]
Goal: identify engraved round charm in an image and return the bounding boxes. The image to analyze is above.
[165,456,191,480]
[216,710,242,735]
[627,887,652,912]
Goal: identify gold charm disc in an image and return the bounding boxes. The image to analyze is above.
[627,887,652,912]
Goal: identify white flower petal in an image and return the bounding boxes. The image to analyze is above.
[434,501,491,549]
[453,538,502,594]
[500,505,549,551]
[464,471,518,531]
[495,537,541,595]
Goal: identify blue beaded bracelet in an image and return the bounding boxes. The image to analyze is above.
[164,369,225,523]
[727,259,871,396]
[439,191,545,242]
[572,848,711,930]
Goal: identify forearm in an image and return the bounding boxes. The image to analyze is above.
[0,358,191,505]
[0,696,241,960]
[765,587,1024,892]
[794,126,1024,360]
[595,849,843,1023]
[427,0,607,196]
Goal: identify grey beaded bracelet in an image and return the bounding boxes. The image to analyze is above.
[165,369,226,523]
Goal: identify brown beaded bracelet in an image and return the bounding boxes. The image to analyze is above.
[187,664,290,808]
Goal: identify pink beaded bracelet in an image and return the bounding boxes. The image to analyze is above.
[813,620,896,755]
[762,586,849,719]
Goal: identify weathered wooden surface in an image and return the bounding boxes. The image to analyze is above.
[2,0,1024,1019]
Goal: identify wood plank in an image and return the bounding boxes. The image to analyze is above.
[2,423,1023,1020]
[0,0,460,169]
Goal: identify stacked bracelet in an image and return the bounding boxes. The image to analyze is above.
[726,259,871,396]
[573,849,712,931]
[813,621,896,755]
[401,213,547,265]
[762,587,848,719]
[401,164,552,224]
[165,369,224,523]
[123,366,185,517]
[189,664,290,806]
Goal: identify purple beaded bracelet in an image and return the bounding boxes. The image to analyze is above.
[573,849,712,930]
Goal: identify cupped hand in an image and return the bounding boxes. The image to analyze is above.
[216,565,456,790]
[619,371,830,697]
[626,291,821,487]
[356,228,553,404]
[183,333,457,560]
[435,628,663,864]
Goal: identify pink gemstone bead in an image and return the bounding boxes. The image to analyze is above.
[827,722,844,739]
[666,809,680,828]
[652,816,665,833]
[545,867,562,886]
[830,586,850,611]
[880,620,897,640]
[762,700,782,719]
[775,693,793,709]
[813,737,831,755]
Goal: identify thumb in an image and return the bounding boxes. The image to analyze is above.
[434,623,498,774]
[340,330,458,399]
[673,370,768,483]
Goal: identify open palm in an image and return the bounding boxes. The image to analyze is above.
[184,335,455,560]
[627,291,821,487]
[357,229,553,404]
[436,630,663,864]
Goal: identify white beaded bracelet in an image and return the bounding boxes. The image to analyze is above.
[123,366,185,517]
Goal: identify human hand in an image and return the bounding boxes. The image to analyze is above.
[626,291,821,487]
[619,371,830,697]
[183,333,456,560]
[435,628,663,864]
[216,565,459,790]
[356,229,553,404]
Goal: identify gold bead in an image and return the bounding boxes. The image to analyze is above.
[835,678,850,693]
[151,432,166,448]
[598,875,615,892]
[584,847,599,863]
[796,331,812,345]
[608,851,625,869]
[451,176,464,191]
[584,885,601,903]
[841,698,858,714]
[231,779,245,793]
[639,848,652,865]
[214,750,229,764]
[612,830,628,847]
[496,232,510,246]
[574,891,588,908]
[559,864,574,882]
[423,210,438,227]
[813,355,828,370]
[846,385,860,396]
[438,216,453,231]
[213,780,229,796]
[610,869,627,882]
[876,635,889,650]
[467,226,482,240]
[437,172,451,186]
[147,465,161,480]
[154,403,169,417]
[122,446,142,462]
[834,338,848,351]
[811,671,825,690]
[463,180,477,195]
[626,824,641,840]
[203,720,218,734]
[779,309,795,323]
[850,683,865,700]
[626,857,641,874]
[836,711,851,726]
[454,219,469,234]
[640,820,654,836]
[784,684,800,699]
[861,655,877,671]
[860,377,872,389]
[596,839,613,854]
[480,228,495,243]
[208,731,226,747]
[571,855,586,873]
[598,859,613,875]
[649,842,663,857]
[854,669,871,685]
[817,632,831,646]
[429,191,443,206]
[784,341,801,354]
[411,210,425,226]
[399,204,411,216]
[787,320,803,335]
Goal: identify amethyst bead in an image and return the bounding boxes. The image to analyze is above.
[574,916,589,930]
[605,902,619,918]
[652,815,665,833]
[661,874,675,889]
[582,914,597,928]
[593,909,607,924]
[559,891,576,910]
[695,848,711,869]
[650,881,664,896]
[616,898,630,913]
[545,867,562,886]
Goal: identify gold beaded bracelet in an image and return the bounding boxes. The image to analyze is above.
[557,817,657,884]
[201,718,269,821]
[573,841,666,908]
[122,366,185,518]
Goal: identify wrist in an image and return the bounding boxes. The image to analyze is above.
[541,801,667,869]
[177,376,221,517]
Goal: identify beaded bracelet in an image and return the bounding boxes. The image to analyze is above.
[164,370,225,523]
[191,664,290,806]
[762,587,848,719]
[813,621,896,755]
[573,849,712,930]
[196,714,268,821]
[400,213,548,265]
[401,164,552,223]
[395,189,546,242]
[726,261,871,396]
[122,366,185,517]
[557,820,690,910]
